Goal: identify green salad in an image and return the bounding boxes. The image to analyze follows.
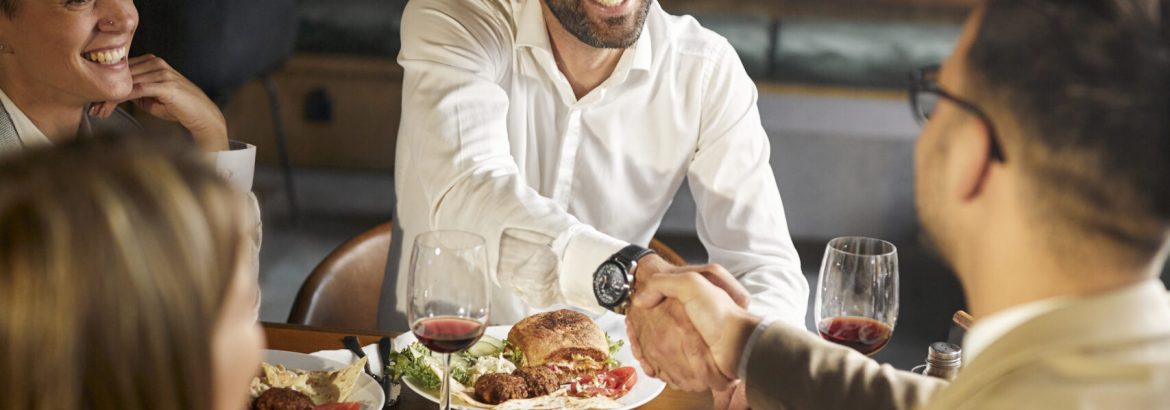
[388,335,513,391]
[389,333,625,392]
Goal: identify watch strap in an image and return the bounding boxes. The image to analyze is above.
[616,244,655,264]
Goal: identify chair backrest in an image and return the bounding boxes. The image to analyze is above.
[649,238,687,266]
[288,221,392,331]
[132,0,298,102]
[288,224,688,331]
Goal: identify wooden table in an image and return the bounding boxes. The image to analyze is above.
[263,322,712,409]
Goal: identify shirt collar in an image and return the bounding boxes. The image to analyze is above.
[514,0,551,52]
[962,279,1160,364]
[629,21,653,73]
[0,87,51,149]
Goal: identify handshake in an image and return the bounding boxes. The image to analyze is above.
[624,254,764,405]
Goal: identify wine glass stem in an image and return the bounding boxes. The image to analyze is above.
[440,352,452,410]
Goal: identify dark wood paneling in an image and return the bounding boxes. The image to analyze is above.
[662,0,975,22]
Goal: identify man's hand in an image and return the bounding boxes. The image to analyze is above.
[713,382,750,410]
[625,255,754,391]
[631,268,762,391]
[627,293,730,391]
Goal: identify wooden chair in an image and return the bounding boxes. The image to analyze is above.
[288,221,392,331]
[649,238,687,266]
[288,221,687,331]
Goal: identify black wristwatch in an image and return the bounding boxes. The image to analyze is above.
[593,244,656,314]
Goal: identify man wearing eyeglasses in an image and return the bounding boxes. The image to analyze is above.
[628,0,1170,408]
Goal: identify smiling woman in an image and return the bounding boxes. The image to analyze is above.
[0,0,139,139]
[0,0,264,316]
[0,0,229,149]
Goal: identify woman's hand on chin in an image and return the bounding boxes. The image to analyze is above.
[90,54,229,152]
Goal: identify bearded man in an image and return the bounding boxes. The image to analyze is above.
[381,0,807,405]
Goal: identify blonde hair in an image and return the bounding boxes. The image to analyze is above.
[0,134,245,410]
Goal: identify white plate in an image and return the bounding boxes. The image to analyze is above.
[263,349,386,410]
[393,324,666,410]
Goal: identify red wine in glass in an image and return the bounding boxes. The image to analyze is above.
[412,316,485,354]
[817,316,893,356]
[408,230,490,409]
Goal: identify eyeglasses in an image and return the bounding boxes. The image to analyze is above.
[908,65,1007,162]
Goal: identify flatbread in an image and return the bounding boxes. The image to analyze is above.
[305,356,366,404]
[250,357,368,404]
[451,387,622,410]
[446,374,622,410]
[261,362,309,388]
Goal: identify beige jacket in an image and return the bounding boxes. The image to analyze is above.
[745,280,1170,410]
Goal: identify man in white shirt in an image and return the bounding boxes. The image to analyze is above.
[629,1,1170,408]
[383,0,807,402]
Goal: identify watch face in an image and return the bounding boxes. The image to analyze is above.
[593,262,628,308]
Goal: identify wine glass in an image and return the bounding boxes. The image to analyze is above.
[814,236,899,356]
[407,230,490,410]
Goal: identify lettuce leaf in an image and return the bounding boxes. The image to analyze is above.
[605,333,624,369]
[501,339,525,367]
[387,342,473,392]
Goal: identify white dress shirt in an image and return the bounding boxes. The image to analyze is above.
[962,297,1068,364]
[0,88,51,150]
[393,0,808,326]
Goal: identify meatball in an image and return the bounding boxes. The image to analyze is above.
[253,387,314,410]
[514,366,560,396]
[474,373,530,404]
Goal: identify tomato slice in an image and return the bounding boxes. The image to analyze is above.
[314,403,360,410]
[569,367,637,399]
[610,366,636,393]
[575,385,624,398]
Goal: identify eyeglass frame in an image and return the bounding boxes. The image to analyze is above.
[908,65,1007,162]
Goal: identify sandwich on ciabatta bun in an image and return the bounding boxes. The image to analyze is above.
[506,309,609,382]
[466,309,635,405]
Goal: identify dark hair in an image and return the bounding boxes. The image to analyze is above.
[968,0,1170,251]
[0,0,15,16]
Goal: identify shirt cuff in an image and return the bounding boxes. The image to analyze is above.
[739,316,781,379]
[497,228,562,308]
[556,225,626,313]
[207,141,256,192]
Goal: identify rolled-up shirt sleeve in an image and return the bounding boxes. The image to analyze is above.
[208,141,256,193]
[497,226,625,314]
[397,0,624,313]
[688,42,809,328]
[207,140,262,320]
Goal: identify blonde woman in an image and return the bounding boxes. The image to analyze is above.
[0,134,264,410]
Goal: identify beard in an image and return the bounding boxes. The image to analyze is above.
[543,0,651,49]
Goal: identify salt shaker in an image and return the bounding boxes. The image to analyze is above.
[911,342,962,381]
